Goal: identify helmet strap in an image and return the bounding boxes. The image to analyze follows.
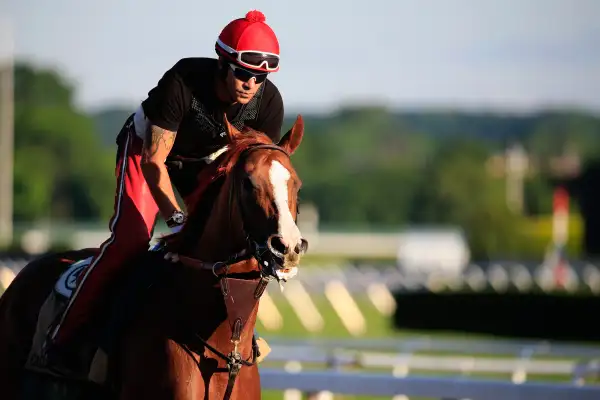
[215,58,237,104]
[217,57,230,81]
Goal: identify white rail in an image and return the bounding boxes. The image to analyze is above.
[264,336,600,358]
[264,348,579,376]
[259,369,600,399]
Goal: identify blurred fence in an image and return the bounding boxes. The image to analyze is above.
[258,335,600,399]
[260,370,600,400]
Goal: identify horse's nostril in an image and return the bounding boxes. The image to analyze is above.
[299,238,309,254]
[270,236,288,255]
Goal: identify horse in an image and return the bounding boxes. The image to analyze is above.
[0,113,308,400]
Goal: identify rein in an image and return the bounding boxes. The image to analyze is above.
[169,142,291,400]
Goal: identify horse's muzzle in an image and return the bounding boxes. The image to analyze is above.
[267,235,308,258]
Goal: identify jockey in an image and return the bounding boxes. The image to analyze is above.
[46,10,283,368]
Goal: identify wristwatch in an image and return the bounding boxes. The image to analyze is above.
[166,210,186,228]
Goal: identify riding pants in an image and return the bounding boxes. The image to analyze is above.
[50,116,159,345]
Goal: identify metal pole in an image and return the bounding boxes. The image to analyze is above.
[0,19,14,247]
[505,142,527,214]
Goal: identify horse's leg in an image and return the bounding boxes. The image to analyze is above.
[0,249,97,400]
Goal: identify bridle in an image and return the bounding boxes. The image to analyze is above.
[230,143,297,276]
[169,143,299,400]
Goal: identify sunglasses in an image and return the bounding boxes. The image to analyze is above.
[229,63,269,84]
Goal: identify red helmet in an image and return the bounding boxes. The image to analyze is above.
[215,10,280,73]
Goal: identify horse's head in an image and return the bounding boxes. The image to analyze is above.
[170,113,308,281]
[220,114,308,275]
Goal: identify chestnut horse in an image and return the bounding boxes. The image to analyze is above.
[0,114,307,400]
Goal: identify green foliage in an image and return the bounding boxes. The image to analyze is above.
[409,138,525,259]
[526,112,600,162]
[281,108,599,259]
[14,64,74,107]
[524,175,555,215]
[13,63,115,222]
[92,107,131,149]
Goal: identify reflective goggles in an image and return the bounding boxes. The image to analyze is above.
[217,38,280,72]
[229,63,268,84]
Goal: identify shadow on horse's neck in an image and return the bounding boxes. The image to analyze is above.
[136,170,259,342]
[182,169,258,275]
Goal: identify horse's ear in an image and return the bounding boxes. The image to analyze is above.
[223,112,242,142]
[278,115,304,155]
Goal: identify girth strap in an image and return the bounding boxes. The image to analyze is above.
[223,354,242,400]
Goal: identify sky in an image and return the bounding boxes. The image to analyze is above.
[1,0,599,115]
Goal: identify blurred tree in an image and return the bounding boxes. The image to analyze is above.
[410,138,524,259]
[93,107,131,149]
[290,107,425,228]
[13,63,115,222]
[523,175,554,215]
[527,112,600,163]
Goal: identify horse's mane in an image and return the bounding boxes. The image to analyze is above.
[187,128,275,213]
[163,128,276,250]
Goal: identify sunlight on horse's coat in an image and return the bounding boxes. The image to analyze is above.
[0,266,16,290]
[204,145,228,163]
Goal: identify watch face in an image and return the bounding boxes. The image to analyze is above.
[173,212,184,224]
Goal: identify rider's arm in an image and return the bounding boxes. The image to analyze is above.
[140,62,192,224]
[253,81,284,143]
[140,124,181,221]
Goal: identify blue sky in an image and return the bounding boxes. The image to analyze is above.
[1,0,599,114]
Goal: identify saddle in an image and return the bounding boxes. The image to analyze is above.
[24,250,271,387]
[25,256,101,382]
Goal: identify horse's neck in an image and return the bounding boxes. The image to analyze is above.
[190,174,248,261]
[123,173,261,393]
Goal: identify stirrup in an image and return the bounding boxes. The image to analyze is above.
[42,320,61,355]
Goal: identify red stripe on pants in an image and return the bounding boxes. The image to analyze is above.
[51,126,159,344]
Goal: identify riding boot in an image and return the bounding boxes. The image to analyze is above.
[44,327,88,375]
[44,340,80,374]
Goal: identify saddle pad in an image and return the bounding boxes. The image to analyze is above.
[54,257,93,299]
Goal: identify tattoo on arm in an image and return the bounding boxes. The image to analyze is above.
[143,125,176,162]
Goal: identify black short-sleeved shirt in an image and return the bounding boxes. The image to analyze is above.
[139,57,284,198]
[141,57,284,160]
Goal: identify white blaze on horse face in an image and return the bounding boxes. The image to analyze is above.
[269,160,302,249]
